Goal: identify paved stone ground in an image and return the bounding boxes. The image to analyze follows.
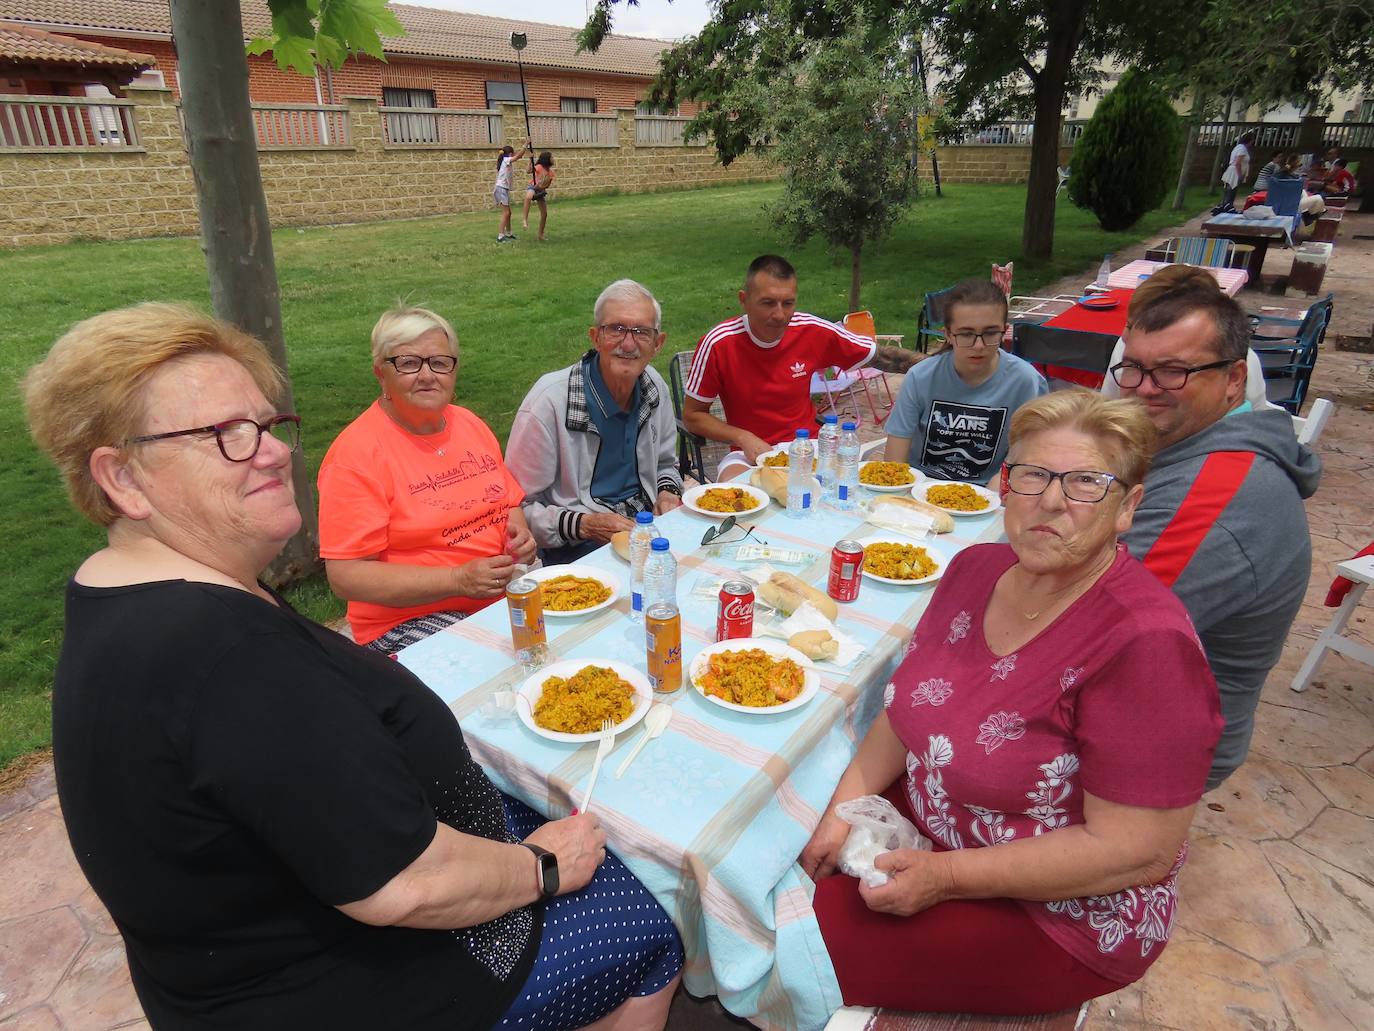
[3,213,1371,1031]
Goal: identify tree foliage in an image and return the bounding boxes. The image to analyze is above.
[1067,68,1182,231]
[248,0,403,76]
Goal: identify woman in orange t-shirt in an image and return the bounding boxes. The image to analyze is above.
[318,306,537,651]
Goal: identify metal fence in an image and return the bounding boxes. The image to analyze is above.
[0,95,140,150]
[531,112,618,147]
[942,120,1087,147]
[1322,122,1374,149]
[1196,121,1301,149]
[251,104,351,149]
[634,115,707,146]
[380,107,502,146]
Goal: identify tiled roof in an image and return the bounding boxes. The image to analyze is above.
[0,1,670,77]
[0,19,153,69]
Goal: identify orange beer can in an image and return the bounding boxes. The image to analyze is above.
[645,602,683,693]
[506,577,549,671]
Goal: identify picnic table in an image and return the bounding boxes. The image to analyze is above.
[396,495,1006,1030]
[1104,259,1248,295]
[1200,213,1300,284]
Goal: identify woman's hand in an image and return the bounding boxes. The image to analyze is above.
[523,812,607,896]
[580,512,636,543]
[454,555,517,598]
[505,519,537,565]
[654,491,682,516]
[800,810,851,882]
[858,849,956,917]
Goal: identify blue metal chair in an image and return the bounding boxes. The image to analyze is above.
[1266,178,1304,218]
[915,286,955,354]
[1251,294,1333,414]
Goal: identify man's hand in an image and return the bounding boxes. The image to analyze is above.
[858,849,957,917]
[454,555,518,599]
[505,519,537,565]
[654,491,682,516]
[738,433,774,465]
[580,512,636,543]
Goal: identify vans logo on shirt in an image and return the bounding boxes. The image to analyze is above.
[933,411,990,433]
[790,361,808,378]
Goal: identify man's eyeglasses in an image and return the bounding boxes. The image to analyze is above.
[1108,359,1235,391]
[127,414,301,463]
[597,324,658,345]
[947,329,1006,349]
[701,515,764,547]
[1003,463,1119,504]
[385,354,457,375]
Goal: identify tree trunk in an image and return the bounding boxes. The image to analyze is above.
[848,241,863,313]
[1208,94,1234,191]
[1173,91,1204,210]
[168,0,320,586]
[1020,0,1089,260]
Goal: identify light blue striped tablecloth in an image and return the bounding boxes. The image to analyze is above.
[399,496,1006,1030]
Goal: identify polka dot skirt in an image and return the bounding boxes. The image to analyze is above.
[497,796,684,1029]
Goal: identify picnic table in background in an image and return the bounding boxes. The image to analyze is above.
[1035,287,1132,388]
[397,497,1007,1031]
[1105,258,1248,295]
[1201,214,1299,284]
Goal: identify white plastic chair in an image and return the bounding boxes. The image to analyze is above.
[1293,397,1334,445]
[1292,554,1374,692]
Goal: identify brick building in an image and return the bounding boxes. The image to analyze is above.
[0,0,693,116]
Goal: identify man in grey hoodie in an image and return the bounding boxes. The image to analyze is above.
[1111,285,1321,789]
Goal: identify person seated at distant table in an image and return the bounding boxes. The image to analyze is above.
[506,279,682,565]
[1319,157,1356,196]
[883,278,1047,483]
[683,254,876,480]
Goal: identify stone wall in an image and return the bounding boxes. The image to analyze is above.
[926,144,1076,185]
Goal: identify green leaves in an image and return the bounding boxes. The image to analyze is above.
[249,0,404,76]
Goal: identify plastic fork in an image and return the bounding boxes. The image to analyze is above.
[576,719,615,813]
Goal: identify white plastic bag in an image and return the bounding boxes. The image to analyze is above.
[834,795,932,887]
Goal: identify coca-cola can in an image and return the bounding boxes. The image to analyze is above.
[828,540,865,602]
[716,581,755,641]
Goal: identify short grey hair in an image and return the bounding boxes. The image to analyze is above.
[370,305,458,366]
[593,279,661,330]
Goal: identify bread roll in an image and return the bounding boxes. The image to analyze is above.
[749,467,789,506]
[868,495,955,534]
[757,571,839,622]
[789,629,839,661]
[611,530,631,561]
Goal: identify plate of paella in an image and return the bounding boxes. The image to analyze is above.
[682,483,770,519]
[688,639,820,715]
[754,447,816,471]
[915,480,1002,517]
[516,659,653,743]
[858,460,925,493]
[857,536,951,586]
[521,564,622,617]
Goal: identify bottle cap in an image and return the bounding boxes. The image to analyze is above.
[794,429,810,439]
[842,421,857,431]
[636,511,654,524]
[650,537,670,551]
[821,414,838,424]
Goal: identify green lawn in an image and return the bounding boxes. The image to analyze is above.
[0,181,1215,771]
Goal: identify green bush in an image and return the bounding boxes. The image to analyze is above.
[1068,68,1183,232]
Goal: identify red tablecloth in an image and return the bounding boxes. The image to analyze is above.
[1035,288,1132,387]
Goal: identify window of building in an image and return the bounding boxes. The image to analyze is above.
[561,97,597,114]
[486,81,526,107]
[636,101,678,116]
[382,87,438,143]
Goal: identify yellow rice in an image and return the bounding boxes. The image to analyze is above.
[926,483,989,511]
[533,665,634,734]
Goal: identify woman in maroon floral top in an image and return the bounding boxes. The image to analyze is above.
[803,391,1222,1015]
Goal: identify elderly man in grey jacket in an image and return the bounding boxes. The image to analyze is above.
[506,279,682,564]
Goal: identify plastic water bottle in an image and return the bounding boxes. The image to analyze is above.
[836,421,860,510]
[786,429,814,518]
[642,537,677,611]
[1094,253,1113,288]
[816,414,840,503]
[628,511,660,622]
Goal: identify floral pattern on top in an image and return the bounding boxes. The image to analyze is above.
[989,653,1018,681]
[911,677,954,707]
[946,611,971,645]
[975,710,1026,754]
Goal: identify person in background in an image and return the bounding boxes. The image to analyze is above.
[1253,150,1284,191]
[318,305,537,652]
[494,140,531,242]
[1111,280,1321,789]
[803,391,1221,1014]
[883,279,1047,483]
[683,254,876,480]
[522,151,556,241]
[1220,130,1254,209]
[1320,157,1357,196]
[22,303,683,1030]
[506,280,682,564]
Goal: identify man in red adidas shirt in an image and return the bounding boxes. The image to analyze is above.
[1112,282,1320,790]
[683,254,875,477]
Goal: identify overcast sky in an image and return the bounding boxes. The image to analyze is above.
[411,1,714,41]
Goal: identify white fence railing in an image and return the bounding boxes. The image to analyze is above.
[251,104,351,149]
[1319,121,1374,149]
[531,113,618,147]
[634,115,707,146]
[0,95,140,150]
[942,120,1087,147]
[1196,121,1300,149]
[380,107,501,146]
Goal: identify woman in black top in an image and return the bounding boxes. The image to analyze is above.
[22,304,681,1030]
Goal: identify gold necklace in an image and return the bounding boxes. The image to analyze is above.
[1013,552,1113,620]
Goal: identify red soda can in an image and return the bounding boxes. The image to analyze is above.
[716,580,755,641]
[828,539,865,602]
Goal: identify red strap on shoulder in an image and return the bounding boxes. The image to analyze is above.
[1142,451,1256,587]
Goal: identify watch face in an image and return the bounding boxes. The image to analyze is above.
[536,851,560,897]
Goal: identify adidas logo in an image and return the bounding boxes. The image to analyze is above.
[790,361,807,378]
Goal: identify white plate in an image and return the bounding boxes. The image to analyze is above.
[516,659,652,743]
[857,461,925,493]
[521,564,622,617]
[914,480,1003,517]
[681,483,770,520]
[856,536,952,586]
[689,638,820,715]
[753,446,791,468]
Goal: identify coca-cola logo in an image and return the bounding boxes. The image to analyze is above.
[722,597,754,620]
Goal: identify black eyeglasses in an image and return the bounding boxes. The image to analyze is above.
[947,329,1006,349]
[1004,463,1120,503]
[127,414,301,463]
[596,324,658,344]
[1109,359,1235,391]
[700,515,765,547]
[385,354,457,375]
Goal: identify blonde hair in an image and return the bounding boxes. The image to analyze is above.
[22,303,282,527]
[1008,390,1156,487]
[370,305,458,366]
